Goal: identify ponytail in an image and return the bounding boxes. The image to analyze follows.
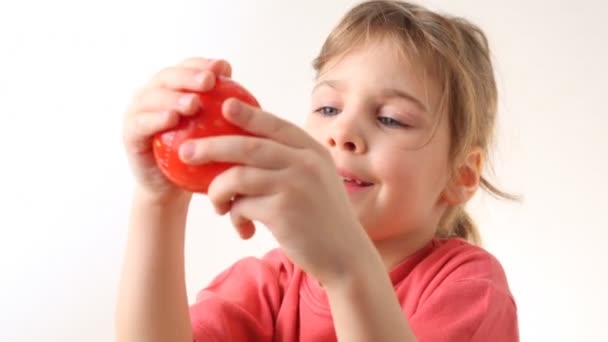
[438,206,482,245]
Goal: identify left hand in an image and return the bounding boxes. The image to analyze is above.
[179,98,373,284]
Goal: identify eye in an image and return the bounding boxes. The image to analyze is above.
[378,116,409,128]
[314,106,340,117]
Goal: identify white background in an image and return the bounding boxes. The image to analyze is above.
[0,0,606,341]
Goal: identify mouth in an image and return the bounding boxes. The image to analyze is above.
[341,177,373,186]
[337,168,374,190]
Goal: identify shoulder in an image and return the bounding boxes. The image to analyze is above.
[196,248,294,299]
[409,238,517,314]
[423,238,512,292]
[408,239,519,340]
[190,248,295,341]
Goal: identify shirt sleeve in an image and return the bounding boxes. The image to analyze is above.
[189,249,289,342]
[409,278,519,342]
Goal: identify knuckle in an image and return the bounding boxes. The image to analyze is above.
[132,85,149,103]
[228,165,246,182]
[156,66,174,79]
[122,112,138,132]
[224,165,243,183]
[183,56,205,63]
[182,57,211,68]
[274,192,291,212]
[139,94,159,111]
[273,192,298,223]
[207,179,224,204]
[147,67,174,87]
[122,121,143,151]
[162,66,195,88]
[131,116,152,142]
[242,137,261,155]
[150,88,177,109]
[232,213,247,228]
[130,115,144,134]
[180,57,198,65]
[268,117,285,136]
[299,152,323,176]
[209,166,239,199]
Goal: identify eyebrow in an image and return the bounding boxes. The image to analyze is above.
[312,79,428,113]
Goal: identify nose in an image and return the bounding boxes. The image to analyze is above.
[326,115,367,154]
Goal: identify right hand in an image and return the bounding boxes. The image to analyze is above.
[122,57,233,201]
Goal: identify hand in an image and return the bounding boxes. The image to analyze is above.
[122,57,232,201]
[179,99,373,284]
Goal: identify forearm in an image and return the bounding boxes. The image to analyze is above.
[116,187,193,342]
[325,246,416,342]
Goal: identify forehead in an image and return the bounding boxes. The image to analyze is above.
[315,38,439,110]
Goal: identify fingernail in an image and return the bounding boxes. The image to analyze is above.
[180,142,195,161]
[227,99,241,117]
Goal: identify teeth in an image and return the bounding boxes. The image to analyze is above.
[343,177,365,185]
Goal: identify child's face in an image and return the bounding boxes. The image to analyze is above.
[306,38,453,242]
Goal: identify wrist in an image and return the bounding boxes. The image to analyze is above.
[321,242,417,342]
[134,185,192,208]
[128,186,192,238]
[322,235,386,293]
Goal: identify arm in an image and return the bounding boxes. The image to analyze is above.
[324,246,416,342]
[176,100,417,340]
[116,57,236,341]
[115,188,193,342]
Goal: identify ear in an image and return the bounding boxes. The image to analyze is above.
[442,147,483,205]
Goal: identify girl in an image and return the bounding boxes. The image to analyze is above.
[117,1,519,341]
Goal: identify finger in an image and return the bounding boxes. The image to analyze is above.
[136,88,201,115]
[229,194,277,238]
[124,110,179,153]
[230,208,256,240]
[180,57,232,78]
[222,98,318,150]
[207,166,280,216]
[148,67,216,92]
[178,135,296,169]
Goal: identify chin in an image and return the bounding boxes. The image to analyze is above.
[359,223,397,241]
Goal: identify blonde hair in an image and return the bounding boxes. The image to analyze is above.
[312,0,517,245]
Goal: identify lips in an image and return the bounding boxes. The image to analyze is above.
[337,168,374,187]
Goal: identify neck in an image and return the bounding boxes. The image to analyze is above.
[372,230,435,272]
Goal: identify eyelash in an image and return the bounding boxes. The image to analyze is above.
[316,106,340,116]
[314,106,409,128]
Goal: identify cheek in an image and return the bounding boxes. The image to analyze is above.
[304,115,330,148]
[374,143,450,198]
[372,147,419,207]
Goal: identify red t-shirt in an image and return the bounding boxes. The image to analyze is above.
[189,238,519,341]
